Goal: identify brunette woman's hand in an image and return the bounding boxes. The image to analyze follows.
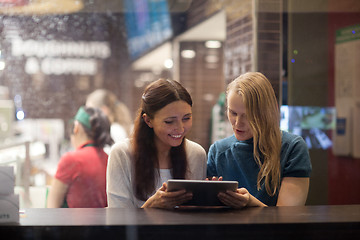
[141,182,193,209]
[217,187,267,208]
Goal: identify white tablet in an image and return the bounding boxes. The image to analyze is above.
[167,179,238,206]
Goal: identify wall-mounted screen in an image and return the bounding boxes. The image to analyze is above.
[124,0,173,60]
[280,105,336,150]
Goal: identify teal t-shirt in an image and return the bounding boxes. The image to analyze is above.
[207,131,312,206]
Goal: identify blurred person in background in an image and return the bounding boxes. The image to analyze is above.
[86,89,133,144]
[47,106,113,208]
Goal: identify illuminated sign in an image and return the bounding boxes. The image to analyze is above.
[10,38,111,75]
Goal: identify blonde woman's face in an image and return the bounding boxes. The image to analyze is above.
[144,100,192,149]
[227,91,253,141]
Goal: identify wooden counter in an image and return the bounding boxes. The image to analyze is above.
[1,205,360,239]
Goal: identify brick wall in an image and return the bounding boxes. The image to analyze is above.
[224,0,282,99]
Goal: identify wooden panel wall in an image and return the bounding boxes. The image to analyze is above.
[179,41,224,150]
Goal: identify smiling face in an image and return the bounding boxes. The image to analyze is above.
[143,100,192,151]
[227,90,253,141]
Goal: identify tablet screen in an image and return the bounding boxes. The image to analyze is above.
[167,179,238,206]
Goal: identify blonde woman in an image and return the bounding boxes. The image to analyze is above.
[207,72,312,207]
[86,89,133,143]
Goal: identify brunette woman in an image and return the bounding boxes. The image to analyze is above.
[107,79,206,208]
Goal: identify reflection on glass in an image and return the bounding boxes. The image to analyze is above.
[0,0,359,209]
[281,106,336,150]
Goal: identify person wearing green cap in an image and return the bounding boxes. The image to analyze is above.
[47,106,114,208]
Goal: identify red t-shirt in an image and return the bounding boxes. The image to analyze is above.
[55,142,108,208]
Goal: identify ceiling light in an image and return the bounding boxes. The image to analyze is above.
[205,55,219,63]
[164,59,173,69]
[181,50,196,59]
[205,40,221,49]
[203,93,214,102]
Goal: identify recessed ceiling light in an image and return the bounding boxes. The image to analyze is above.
[205,40,221,49]
[205,55,219,63]
[164,59,173,69]
[181,49,196,59]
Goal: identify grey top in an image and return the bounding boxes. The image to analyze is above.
[107,138,207,208]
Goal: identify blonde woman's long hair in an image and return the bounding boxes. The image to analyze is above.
[86,89,133,136]
[227,72,281,196]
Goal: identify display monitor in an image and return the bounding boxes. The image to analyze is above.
[124,0,173,60]
[280,105,336,150]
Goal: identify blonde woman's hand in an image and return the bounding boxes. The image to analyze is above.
[205,176,223,181]
[217,188,267,208]
[141,182,193,209]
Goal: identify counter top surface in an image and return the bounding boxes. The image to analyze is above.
[2,205,360,240]
[13,204,360,226]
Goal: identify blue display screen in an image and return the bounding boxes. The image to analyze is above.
[124,0,173,60]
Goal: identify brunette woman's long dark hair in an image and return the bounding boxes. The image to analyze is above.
[132,79,193,201]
